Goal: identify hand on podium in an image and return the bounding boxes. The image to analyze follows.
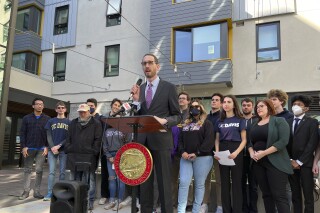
[153,116,168,126]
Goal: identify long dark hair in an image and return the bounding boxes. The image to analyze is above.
[220,95,243,121]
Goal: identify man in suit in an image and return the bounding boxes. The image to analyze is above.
[131,53,181,213]
[287,94,319,213]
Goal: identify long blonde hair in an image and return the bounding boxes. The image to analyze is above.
[183,99,207,126]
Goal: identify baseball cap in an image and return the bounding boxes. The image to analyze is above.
[77,104,90,112]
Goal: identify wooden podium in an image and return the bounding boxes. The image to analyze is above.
[102,115,167,213]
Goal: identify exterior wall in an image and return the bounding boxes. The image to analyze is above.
[41,0,77,50]
[150,0,233,87]
[9,67,52,97]
[13,33,41,55]
[185,0,320,98]
[18,0,44,9]
[41,0,150,105]
[232,0,295,21]
[225,0,320,96]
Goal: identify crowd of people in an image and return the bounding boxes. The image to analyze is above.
[18,53,320,213]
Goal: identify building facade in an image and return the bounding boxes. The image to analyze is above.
[40,0,150,118]
[1,0,319,167]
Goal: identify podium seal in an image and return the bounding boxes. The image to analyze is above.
[114,142,153,186]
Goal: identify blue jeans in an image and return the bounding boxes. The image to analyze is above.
[178,156,213,213]
[23,149,46,192]
[47,151,67,194]
[70,171,96,202]
[107,157,125,201]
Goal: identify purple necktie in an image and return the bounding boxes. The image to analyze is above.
[146,83,153,109]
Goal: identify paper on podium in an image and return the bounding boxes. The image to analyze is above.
[214,150,236,166]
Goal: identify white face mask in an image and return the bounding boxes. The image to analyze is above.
[292,105,303,116]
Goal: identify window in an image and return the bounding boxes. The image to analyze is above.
[53,52,67,82]
[16,7,41,34]
[54,5,69,35]
[174,0,189,3]
[256,22,280,62]
[4,0,12,11]
[0,54,6,69]
[174,22,228,63]
[106,0,121,27]
[12,52,39,75]
[2,22,9,43]
[104,45,120,77]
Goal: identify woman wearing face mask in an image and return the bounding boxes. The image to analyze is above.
[214,95,247,213]
[248,99,292,213]
[177,99,214,213]
[103,98,132,210]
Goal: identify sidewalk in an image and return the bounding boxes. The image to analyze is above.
[0,165,134,213]
[1,165,319,212]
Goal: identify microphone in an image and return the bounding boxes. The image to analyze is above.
[129,78,143,99]
[113,78,143,117]
[113,102,132,117]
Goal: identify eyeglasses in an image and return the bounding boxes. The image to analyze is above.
[141,61,156,66]
[57,106,65,109]
[34,103,43,106]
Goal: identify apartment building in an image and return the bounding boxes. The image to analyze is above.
[153,0,319,113]
[1,0,319,167]
[40,0,150,118]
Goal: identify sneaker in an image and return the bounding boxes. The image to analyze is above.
[121,196,132,206]
[199,203,208,213]
[113,200,124,211]
[186,205,193,212]
[104,200,117,210]
[43,193,52,201]
[19,191,29,200]
[215,206,223,213]
[33,191,44,199]
[98,197,107,205]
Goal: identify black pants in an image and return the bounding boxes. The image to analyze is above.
[289,167,314,213]
[252,158,290,213]
[100,155,110,198]
[219,141,243,213]
[242,155,258,213]
[140,149,173,213]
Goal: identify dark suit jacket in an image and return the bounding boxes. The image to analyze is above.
[287,115,319,167]
[137,79,181,150]
[250,116,293,174]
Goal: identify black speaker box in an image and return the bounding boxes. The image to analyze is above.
[50,180,88,213]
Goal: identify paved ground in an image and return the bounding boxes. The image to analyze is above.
[0,165,135,213]
[1,164,320,213]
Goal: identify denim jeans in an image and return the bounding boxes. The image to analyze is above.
[107,155,125,201]
[47,151,67,194]
[178,156,213,213]
[23,149,46,192]
[70,171,96,202]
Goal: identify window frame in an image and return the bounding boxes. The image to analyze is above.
[173,0,192,4]
[106,0,121,27]
[256,22,281,63]
[12,52,39,75]
[173,22,229,63]
[16,7,41,34]
[104,44,120,77]
[54,5,69,35]
[53,52,67,82]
